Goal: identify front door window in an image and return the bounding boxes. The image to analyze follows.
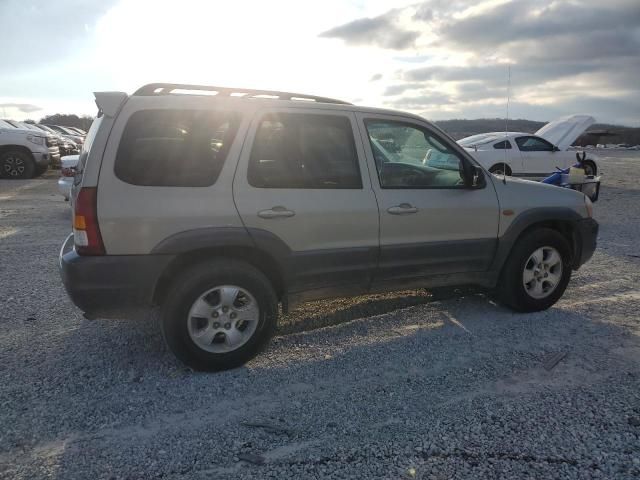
[364,120,466,188]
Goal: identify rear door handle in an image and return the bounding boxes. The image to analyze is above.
[387,203,418,215]
[257,206,296,219]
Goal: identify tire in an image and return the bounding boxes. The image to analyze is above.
[0,150,35,179]
[34,164,48,177]
[489,164,512,176]
[497,228,572,312]
[160,259,278,371]
[583,160,597,176]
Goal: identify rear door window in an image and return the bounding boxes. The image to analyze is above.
[248,113,362,189]
[115,109,240,186]
[493,140,512,149]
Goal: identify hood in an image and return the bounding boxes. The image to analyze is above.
[0,126,43,136]
[535,114,595,151]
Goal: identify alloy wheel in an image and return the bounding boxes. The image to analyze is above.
[522,246,563,299]
[3,155,25,177]
[187,285,259,353]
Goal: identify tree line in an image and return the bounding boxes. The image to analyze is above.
[24,114,94,131]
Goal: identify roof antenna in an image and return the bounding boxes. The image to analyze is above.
[503,64,510,185]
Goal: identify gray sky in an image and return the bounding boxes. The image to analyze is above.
[1,0,638,125]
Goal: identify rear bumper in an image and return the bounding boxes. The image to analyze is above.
[58,176,72,199]
[573,218,598,268]
[58,234,174,317]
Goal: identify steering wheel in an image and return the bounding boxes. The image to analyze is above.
[422,149,433,165]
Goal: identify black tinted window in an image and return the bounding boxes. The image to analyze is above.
[115,109,240,186]
[515,136,553,152]
[493,140,512,149]
[248,113,361,189]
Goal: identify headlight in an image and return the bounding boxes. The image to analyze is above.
[26,135,44,146]
[584,195,593,218]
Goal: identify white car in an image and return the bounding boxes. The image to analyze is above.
[453,115,598,178]
[0,119,60,178]
[58,155,78,201]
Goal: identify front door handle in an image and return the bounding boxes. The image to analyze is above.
[258,206,296,219]
[387,203,418,215]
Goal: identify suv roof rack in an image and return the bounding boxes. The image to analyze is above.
[133,83,352,105]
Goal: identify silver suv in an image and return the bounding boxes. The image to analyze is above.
[59,83,598,371]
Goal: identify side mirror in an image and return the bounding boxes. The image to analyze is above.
[465,164,485,188]
[552,145,560,152]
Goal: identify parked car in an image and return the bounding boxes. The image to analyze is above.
[64,126,87,136]
[3,121,61,160]
[41,124,84,146]
[454,115,598,177]
[59,83,598,371]
[0,119,59,178]
[5,121,77,160]
[58,154,79,200]
[28,124,79,157]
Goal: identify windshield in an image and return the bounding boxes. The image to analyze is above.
[0,119,14,128]
[18,122,41,131]
[57,126,77,135]
[38,125,56,134]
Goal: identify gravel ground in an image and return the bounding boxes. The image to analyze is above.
[1,151,639,479]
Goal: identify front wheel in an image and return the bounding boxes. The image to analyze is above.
[161,259,278,371]
[497,228,572,312]
[0,151,35,179]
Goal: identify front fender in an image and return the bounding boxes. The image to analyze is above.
[489,207,583,275]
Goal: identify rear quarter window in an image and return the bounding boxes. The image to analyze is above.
[114,109,240,187]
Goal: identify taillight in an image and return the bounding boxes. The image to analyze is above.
[61,167,76,177]
[74,187,105,255]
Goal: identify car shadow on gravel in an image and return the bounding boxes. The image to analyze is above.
[49,287,637,379]
[277,288,479,335]
[49,289,477,375]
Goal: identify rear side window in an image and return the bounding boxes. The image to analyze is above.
[115,109,240,186]
[248,113,361,189]
[493,140,512,149]
[515,136,553,152]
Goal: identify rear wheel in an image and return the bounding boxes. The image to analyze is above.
[489,164,512,176]
[161,259,278,371]
[0,151,35,179]
[497,228,572,312]
[583,160,597,176]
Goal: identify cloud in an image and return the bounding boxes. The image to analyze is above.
[388,92,453,109]
[437,0,640,54]
[0,103,42,114]
[370,73,383,82]
[452,82,506,102]
[383,83,423,96]
[319,11,419,49]
[0,0,117,73]
[404,62,602,87]
[318,0,639,124]
[416,92,640,127]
